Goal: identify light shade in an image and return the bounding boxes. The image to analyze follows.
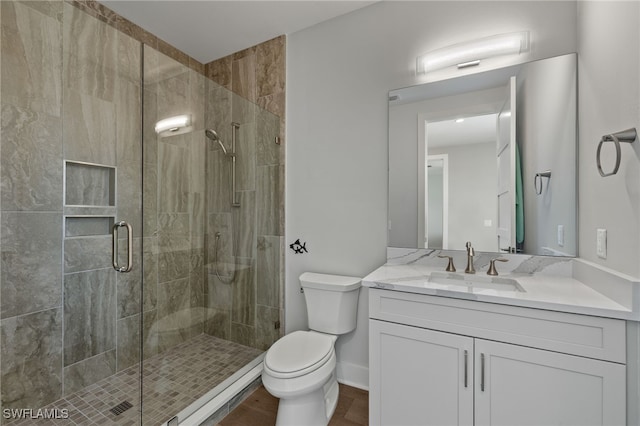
[155,114,192,137]
[417,31,530,74]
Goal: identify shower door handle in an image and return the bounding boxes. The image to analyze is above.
[112,221,133,273]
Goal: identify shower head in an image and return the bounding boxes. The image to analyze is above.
[205,128,229,156]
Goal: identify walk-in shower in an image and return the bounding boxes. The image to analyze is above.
[0,1,283,424]
[205,127,240,284]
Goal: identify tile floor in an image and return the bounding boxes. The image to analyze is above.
[217,384,369,426]
[4,334,262,426]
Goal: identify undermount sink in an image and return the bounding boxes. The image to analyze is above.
[428,271,525,293]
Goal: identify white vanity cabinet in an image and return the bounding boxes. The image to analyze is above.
[369,289,627,426]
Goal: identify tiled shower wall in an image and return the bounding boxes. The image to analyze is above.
[142,45,208,359]
[205,36,286,351]
[0,0,143,409]
[0,0,285,415]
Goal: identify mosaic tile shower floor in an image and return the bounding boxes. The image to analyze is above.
[5,334,262,426]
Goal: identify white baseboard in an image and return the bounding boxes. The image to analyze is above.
[336,361,369,391]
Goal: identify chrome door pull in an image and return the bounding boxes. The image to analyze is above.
[112,221,133,273]
[480,353,485,392]
[464,350,468,388]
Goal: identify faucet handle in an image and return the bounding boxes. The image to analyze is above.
[465,241,475,255]
[437,255,456,272]
[487,258,509,276]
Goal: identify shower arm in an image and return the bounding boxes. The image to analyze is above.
[231,122,241,208]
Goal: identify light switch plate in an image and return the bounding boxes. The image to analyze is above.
[597,228,607,259]
[557,225,564,246]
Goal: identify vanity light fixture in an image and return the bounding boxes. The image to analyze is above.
[455,118,465,123]
[155,114,192,137]
[416,31,530,74]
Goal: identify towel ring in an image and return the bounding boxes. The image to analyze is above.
[534,170,551,195]
[596,128,637,177]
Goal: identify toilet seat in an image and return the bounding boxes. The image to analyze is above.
[264,331,335,379]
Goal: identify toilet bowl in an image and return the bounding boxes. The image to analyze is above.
[262,272,361,426]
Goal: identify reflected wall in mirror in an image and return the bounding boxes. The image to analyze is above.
[389,53,577,256]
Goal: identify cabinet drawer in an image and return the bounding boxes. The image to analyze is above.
[369,289,626,363]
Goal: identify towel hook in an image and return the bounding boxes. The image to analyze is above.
[534,170,551,195]
[596,128,637,177]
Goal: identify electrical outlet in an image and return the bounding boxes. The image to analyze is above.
[557,225,564,246]
[597,229,607,259]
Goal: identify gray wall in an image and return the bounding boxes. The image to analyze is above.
[388,87,504,248]
[518,54,576,256]
[287,0,577,388]
[577,2,640,277]
[430,142,498,252]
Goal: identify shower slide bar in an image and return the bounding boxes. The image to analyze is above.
[231,122,241,208]
[112,221,133,272]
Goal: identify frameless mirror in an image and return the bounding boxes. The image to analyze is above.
[389,53,576,256]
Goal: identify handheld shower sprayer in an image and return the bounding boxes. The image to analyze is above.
[205,128,232,157]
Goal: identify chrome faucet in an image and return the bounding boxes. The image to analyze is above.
[465,241,475,274]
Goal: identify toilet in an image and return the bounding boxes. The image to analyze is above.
[262,272,361,426]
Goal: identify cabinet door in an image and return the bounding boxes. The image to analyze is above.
[370,320,474,426]
[475,339,626,426]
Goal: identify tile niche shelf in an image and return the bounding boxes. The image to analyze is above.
[63,160,117,238]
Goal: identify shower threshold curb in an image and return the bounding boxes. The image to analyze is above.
[165,353,265,426]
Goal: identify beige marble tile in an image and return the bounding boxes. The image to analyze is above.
[116,238,142,319]
[232,191,256,259]
[142,309,158,359]
[230,322,255,348]
[115,79,142,167]
[204,308,230,341]
[190,70,206,132]
[1,308,63,409]
[1,1,63,117]
[63,89,116,165]
[63,350,116,396]
[1,212,62,319]
[257,107,281,166]
[256,165,282,236]
[256,35,285,98]
[231,52,256,102]
[255,305,279,350]
[63,3,118,101]
[142,159,158,237]
[63,268,116,366]
[235,122,256,192]
[116,314,140,371]
[143,237,159,313]
[257,236,281,308]
[206,55,232,88]
[158,141,188,213]
[64,235,111,273]
[116,13,157,48]
[231,257,255,327]
[208,149,232,213]
[1,104,63,211]
[117,159,142,237]
[157,38,190,69]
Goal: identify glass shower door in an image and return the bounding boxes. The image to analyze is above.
[141,43,282,424]
[1,1,143,424]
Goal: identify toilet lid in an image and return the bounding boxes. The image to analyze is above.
[265,331,334,375]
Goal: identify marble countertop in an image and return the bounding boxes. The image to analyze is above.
[363,249,639,320]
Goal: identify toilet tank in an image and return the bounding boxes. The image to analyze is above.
[300,272,361,335]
